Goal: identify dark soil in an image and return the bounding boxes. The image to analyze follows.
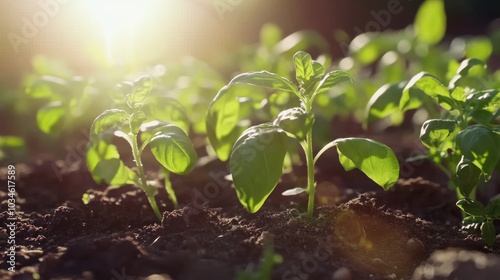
[1,130,500,280]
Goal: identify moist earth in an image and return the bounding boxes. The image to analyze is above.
[1,134,500,280]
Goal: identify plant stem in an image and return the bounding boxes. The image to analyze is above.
[129,133,162,221]
[162,168,178,209]
[305,130,315,217]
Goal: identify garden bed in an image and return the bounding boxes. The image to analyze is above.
[2,127,499,280]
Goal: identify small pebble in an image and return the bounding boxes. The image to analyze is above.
[406,238,425,256]
[332,267,353,280]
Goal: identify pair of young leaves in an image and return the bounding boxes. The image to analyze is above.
[87,76,197,188]
[207,51,400,213]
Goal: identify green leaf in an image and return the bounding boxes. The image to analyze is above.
[415,0,446,45]
[312,61,325,77]
[260,23,282,49]
[0,136,25,148]
[230,123,289,213]
[150,124,197,175]
[144,96,190,134]
[456,199,485,216]
[404,72,449,99]
[399,86,429,112]
[273,107,314,141]
[449,59,487,88]
[312,70,353,97]
[467,89,499,125]
[402,72,453,110]
[126,76,153,108]
[86,140,137,186]
[322,138,399,190]
[486,200,500,218]
[228,71,298,95]
[94,158,138,186]
[453,156,481,197]
[26,76,67,100]
[481,221,496,246]
[457,58,487,76]
[364,82,405,127]
[206,86,245,161]
[338,152,356,171]
[466,90,499,111]
[36,101,66,135]
[87,139,119,173]
[461,215,484,233]
[466,37,493,61]
[456,125,500,180]
[129,111,146,134]
[450,87,466,103]
[293,51,315,86]
[419,119,456,149]
[91,109,129,139]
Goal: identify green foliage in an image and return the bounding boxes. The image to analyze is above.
[315,138,399,190]
[87,76,197,221]
[150,124,197,175]
[273,107,314,141]
[415,0,446,45]
[457,199,500,245]
[26,74,106,136]
[0,136,25,162]
[456,125,500,180]
[236,243,282,280]
[368,54,500,244]
[207,51,399,215]
[230,124,289,213]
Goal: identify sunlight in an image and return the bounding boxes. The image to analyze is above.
[85,0,147,31]
[84,0,156,65]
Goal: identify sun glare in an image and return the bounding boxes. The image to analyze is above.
[84,0,156,65]
[85,0,148,31]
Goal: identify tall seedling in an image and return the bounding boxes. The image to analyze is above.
[207,51,400,216]
[87,76,197,221]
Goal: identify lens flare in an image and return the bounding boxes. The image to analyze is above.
[333,210,418,276]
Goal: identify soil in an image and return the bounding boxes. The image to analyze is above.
[1,127,500,280]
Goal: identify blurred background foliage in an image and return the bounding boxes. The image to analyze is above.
[0,0,499,163]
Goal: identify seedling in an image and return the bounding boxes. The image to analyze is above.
[367,58,500,244]
[207,51,400,216]
[86,76,197,221]
[236,242,282,280]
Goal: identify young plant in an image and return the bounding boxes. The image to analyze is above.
[236,242,282,280]
[367,58,500,244]
[87,76,197,221]
[207,51,400,216]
